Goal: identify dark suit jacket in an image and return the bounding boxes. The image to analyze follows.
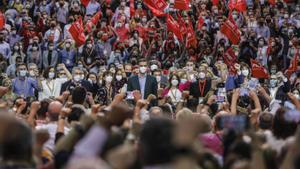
[127,75,158,99]
[60,80,94,94]
[189,78,212,99]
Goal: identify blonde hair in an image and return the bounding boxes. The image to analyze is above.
[176,108,193,121]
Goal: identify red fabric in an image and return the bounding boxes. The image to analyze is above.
[268,0,275,5]
[166,14,183,41]
[220,19,241,45]
[80,0,90,7]
[86,11,101,33]
[186,21,197,48]
[212,0,219,5]
[115,26,130,42]
[177,13,187,36]
[130,0,135,16]
[251,59,269,79]
[228,0,247,12]
[144,0,166,17]
[285,50,299,78]
[174,0,189,10]
[223,47,237,74]
[69,17,86,46]
[0,12,5,30]
[196,17,205,30]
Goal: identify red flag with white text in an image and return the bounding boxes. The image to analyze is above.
[86,11,101,33]
[251,59,269,79]
[69,17,86,46]
[186,20,197,48]
[220,19,241,45]
[174,0,189,10]
[228,0,247,12]
[144,0,166,16]
[177,13,187,36]
[166,14,183,41]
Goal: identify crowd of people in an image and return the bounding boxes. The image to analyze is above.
[1,0,300,168]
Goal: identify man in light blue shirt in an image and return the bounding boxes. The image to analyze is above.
[12,63,40,98]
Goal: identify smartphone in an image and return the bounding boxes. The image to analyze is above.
[126,91,134,100]
[240,88,249,96]
[248,79,258,89]
[219,115,249,132]
[216,88,226,103]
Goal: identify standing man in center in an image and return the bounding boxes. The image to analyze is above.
[127,59,158,102]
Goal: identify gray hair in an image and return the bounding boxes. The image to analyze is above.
[72,66,84,75]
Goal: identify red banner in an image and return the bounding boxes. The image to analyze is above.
[268,0,275,5]
[220,19,241,45]
[86,11,101,33]
[228,0,247,12]
[186,20,196,48]
[285,50,299,77]
[177,13,187,36]
[196,17,205,30]
[166,14,183,41]
[174,0,189,10]
[144,0,166,16]
[224,47,237,66]
[0,12,5,30]
[130,0,135,16]
[251,59,269,79]
[69,17,86,46]
[212,0,219,5]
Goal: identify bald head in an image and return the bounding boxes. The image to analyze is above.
[48,101,63,121]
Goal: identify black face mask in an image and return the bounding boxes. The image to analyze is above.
[126,72,132,77]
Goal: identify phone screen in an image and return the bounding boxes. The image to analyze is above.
[217,88,226,102]
[240,88,249,96]
[126,91,134,100]
[219,115,248,132]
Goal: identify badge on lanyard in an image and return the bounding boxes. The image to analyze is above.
[66,59,70,65]
[87,57,92,64]
[199,97,204,104]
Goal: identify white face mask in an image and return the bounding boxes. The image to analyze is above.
[87,44,92,48]
[171,79,179,86]
[88,78,93,84]
[242,69,249,76]
[65,43,71,48]
[187,66,193,71]
[73,75,82,82]
[150,64,158,71]
[199,72,206,79]
[19,70,27,77]
[116,75,122,81]
[105,76,113,83]
[49,72,55,79]
[181,78,187,84]
[156,76,161,82]
[139,66,147,74]
[32,46,38,51]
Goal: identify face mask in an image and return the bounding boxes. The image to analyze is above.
[126,72,132,77]
[199,72,206,79]
[32,46,38,51]
[49,46,54,50]
[105,76,113,83]
[259,41,264,46]
[60,74,67,78]
[14,46,19,50]
[242,69,249,76]
[156,76,161,82]
[116,75,122,81]
[19,70,27,77]
[11,31,17,35]
[150,64,158,71]
[139,66,147,74]
[88,78,93,84]
[65,43,71,48]
[87,44,92,48]
[171,79,179,86]
[270,79,278,88]
[232,14,238,19]
[142,18,147,22]
[181,78,187,84]
[187,66,193,71]
[49,72,55,79]
[293,93,300,99]
[29,70,35,77]
[73,75,82,82]
[284,14,289,19]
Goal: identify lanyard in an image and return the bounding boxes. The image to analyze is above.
[198,80,206,97]
[46,80,55,96]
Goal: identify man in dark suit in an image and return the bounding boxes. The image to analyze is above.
[60,67,93,94]
[127,59,158,100]
[42,42,59,68]
[189,68,212,104]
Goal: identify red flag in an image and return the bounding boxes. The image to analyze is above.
[174,0,189,10]
[166,14,183,41]
[86,11,101,33]
[285,50,299,77]
[80,0,90,7]
[223,47,237,66]
[130,0,135,16]
[177,13,187,36]
[69,17,86,46]
[186,20,197,48]
[228,0,247,12]
[144,0,167,11]
[144,1,166,16]
[196,17,205,30]
[220,19,241,45]
[251,59,269,79]
[0,12,5,30]
[212,0,219,5]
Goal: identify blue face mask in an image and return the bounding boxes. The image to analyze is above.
[19,70,27,77]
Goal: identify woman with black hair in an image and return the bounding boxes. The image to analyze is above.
[162,74,182,105]
[95,71,116,105]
